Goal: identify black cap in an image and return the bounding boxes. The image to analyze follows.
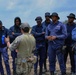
[35,16,42,21]
[50,12,60,19]
[45,12,50,17]
[0,20,2,25]
[67,13,76,19]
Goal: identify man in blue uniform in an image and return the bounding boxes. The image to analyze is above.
[8,17,21,74]
[0,21,11,75]
[45,12,67,75]
[43,12,51,28]
[31,16,46,75]
[72,26,76,74]
[64,13,76,75]
[42,12,51,72]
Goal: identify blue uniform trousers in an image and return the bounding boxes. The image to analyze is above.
[0,47,11,75]
[74,55,76,73]
[34,44,46,72]
[11,50,17,71]
[48,44,66,73]
[64,46,75,73]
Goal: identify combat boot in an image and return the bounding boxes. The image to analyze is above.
[71,72,76,75]
[44,62,47,72]
[39,69,43,75]
[34,70,37,75]
[61,72,66,75]
[0,74,4,75]
[50,71,54,75]
[13,70,16,75]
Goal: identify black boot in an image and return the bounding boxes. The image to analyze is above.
[39,72,42,75]
[39,69,43,75]
[1,74,4,75]
[44,60,47,72]
[50,71,54,75]
[34,70,37,75]
[13,70,17,75]
[61,72,66,75]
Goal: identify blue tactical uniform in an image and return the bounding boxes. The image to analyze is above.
[42,20,51,28]
[72,27,76,41]
[0,26,11,75]
[31,24,46,75]
[42,14,51,71]
[64,23,76,73]
[65,23,76,46]
[64,13,76,74]
[8,25,21,72]
[72,27,76,73]
[42,12,51,29]
[42,12,51,51]
[45,21,67,74]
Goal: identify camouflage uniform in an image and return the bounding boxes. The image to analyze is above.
[9,33,36,75]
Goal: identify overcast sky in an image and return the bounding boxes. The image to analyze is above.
[0,0,76,28]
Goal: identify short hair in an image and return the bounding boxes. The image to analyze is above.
[22,27,30,33]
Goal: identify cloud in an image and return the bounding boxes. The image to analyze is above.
[0,0,76,28]
[7,1,17,10]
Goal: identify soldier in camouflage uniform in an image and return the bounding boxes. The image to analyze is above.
[7,23,37,75]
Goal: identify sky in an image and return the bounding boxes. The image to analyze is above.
[0,0,76,28]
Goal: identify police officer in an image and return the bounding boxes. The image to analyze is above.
[45,12,67,75]
[31,16,46,75]
[7,23,36,75]
[43,12,51,28]
[42,12,51,72]
[64,13,76,75]
[72,27,76,74]
[0,21,11,75]
[8,17,21,74]
[72,26,76,74]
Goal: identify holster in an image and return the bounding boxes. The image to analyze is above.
[61,46,67,54]
[57,46,67,54]
[72,44,76,55]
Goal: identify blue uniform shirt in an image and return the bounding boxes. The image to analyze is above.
[31,25,45,43]
[8,25,21,43]
[72,27,76,41]
[42,20,51,43]
[65,23,76,46]
[42,20,51,29]
[0,26,8,48]
[45,21,67,46]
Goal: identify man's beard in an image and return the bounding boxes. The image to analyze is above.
[68,21,74,24]
[0,27,2,30]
